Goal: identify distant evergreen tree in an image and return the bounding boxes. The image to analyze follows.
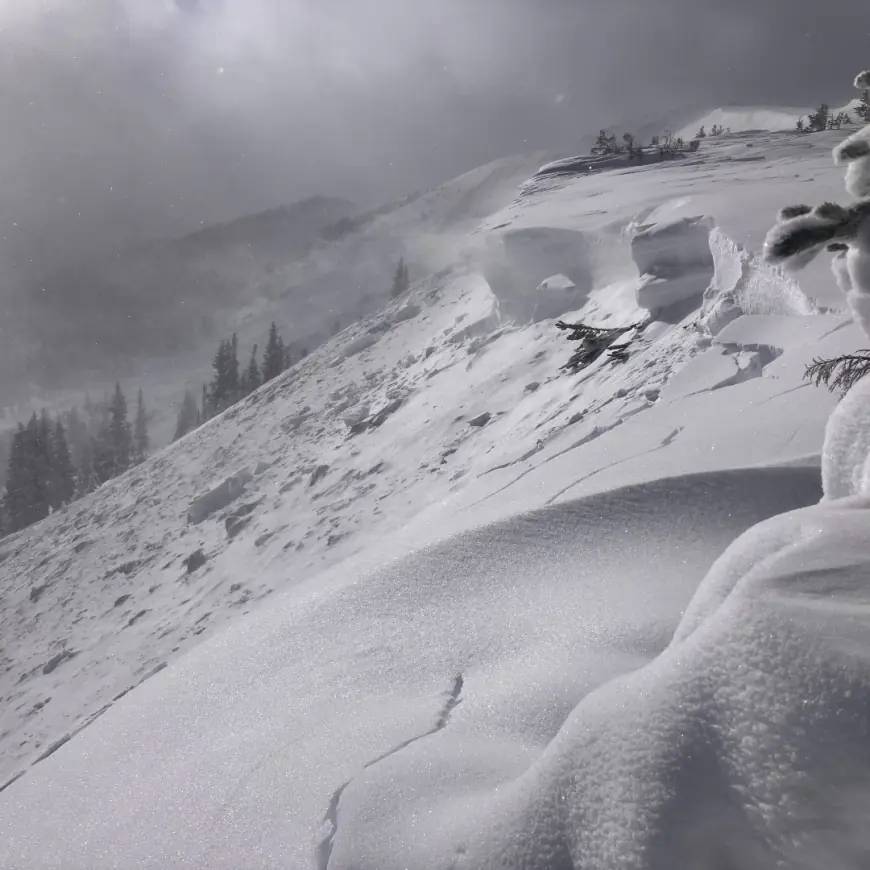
[65,406,88,472]
[33,412,53,518]
[5,424,31,532]
[241,344,261,396]
[77,435,98,496]
[50,420,76,508]
[228,333,240,400]
[858,89,870,123]
[796,117,805,132]
[107,383,131,477]
[174,391,200,441]
[201,383,211,422]
[209,338,238,412]
[133,388,149,463]
[809,104,830,132]
[592,129,618,154]
[262,322,286,383]
[390,258,410,298]
[695,125,707,138]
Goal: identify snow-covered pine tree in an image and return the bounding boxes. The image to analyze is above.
[592,129,617,155]
[809,103,830,132]
[858,89,870,123]
[133,388,149,463]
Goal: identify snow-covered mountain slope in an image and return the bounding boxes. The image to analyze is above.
[1,126,869,868]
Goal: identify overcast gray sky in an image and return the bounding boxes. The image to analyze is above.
[0,0,868,279]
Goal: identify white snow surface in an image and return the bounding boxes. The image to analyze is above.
[3,126,870,868]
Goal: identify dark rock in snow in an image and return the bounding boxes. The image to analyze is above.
[524,382,541,393]
[113,594,131,608]
[468,412,492,428]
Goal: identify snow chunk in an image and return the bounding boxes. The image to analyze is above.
[187,469,253,524]
[632,216,715,312]
[658,347,741,402]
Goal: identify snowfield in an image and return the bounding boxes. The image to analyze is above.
[2,125,870,868]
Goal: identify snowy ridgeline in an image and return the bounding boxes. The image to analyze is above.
[5,108,870,868]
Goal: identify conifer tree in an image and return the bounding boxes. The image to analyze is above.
[209,339,237,412]
[201,383,210,422]
[174,391,200,441]
[32,413,52,519]
[133,388,149,464]
[108,383,131,477]
[77,436,97,496]
[390,258,410,298]
[241,344,261,396]
[51,420,76,508]
[228,333,240,400]
[5,424,30,532]
[65,406,88,473]
[858,90,870,123]
[262,322,285,383]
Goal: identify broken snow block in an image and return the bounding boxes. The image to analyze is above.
[183,549,207,574]
[468,412,492,428]
[188,469,253,524]
[225,515,252,541]
[368,398,404,429]
[309,464,330,487]
[392,303,421,323]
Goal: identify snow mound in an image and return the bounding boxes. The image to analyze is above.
[0,468,821,870]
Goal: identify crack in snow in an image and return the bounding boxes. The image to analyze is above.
[544,428,683,505]
[467,419,627,510]
[317,674,464,870]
